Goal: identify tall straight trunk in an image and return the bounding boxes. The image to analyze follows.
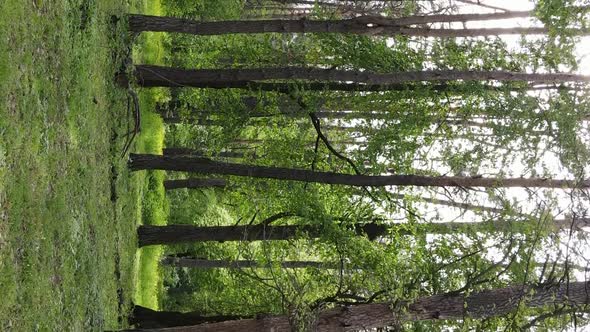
[137,223,386,247]
[267,0,355,8]
[134,65,590,86]
[456,0,510,12]
[164,118,221,126]
[163,148,245,159]
[129,154,589,189]
[389,193,505,214]
[164,178,227,190]
[128,11,548,37]
[163,147,203,156]
[161,257,336,269]
[130,305,246,329]
[131,68,445,91]
[125,281,590,331]
[137,218,587,246]
[131,67,573,92]
[230,138,365,147]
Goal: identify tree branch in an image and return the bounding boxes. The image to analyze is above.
[259,211,296,226]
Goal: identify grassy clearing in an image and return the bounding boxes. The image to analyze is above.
[132,108,168,310]
[0,0,166,329]
[0,0,136,330]
[129,0,169,311]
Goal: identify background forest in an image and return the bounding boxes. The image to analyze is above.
[1,0,590,331]
[126,0,590,330]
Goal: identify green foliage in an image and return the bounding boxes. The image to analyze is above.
[529,0,590,71]
[165,0,242,20]
[305,34,424,72]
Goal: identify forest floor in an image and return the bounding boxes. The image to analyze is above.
[0,0,166,330]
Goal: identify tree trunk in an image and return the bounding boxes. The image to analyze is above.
[128,12,556,38]
[124,281,590,331]
[129,305,246,329]
[163,148,245,159]
[161,257,337,269]
[164,178,227,190]
[163,117,182,124]
[137,218,587,246]
[129,154,589,189]
[131,67,444,91]
[164,118,221,126]
[163,147,201,156]
[131,67,572,92]
[386,192,509,215]
[137,223,386,247]
[134,65,590,86]
[229,138,365,148]
[456,0,510,12]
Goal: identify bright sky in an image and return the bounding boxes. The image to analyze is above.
[316,1,589,328]
[424,2,590,330]
[459,0,590,73]
[353,2,590,328]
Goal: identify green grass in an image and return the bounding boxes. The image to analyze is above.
[0,0,165,330]
[132,169,167,310]
[132,106,168,310]
[129,0,169,311]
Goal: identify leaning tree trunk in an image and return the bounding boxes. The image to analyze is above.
[128,11,564,38]
[129,154,589,189]
[164,178,227,190]
[137,217,586,246]
[134,65,590,87]
[161,257,337,269]
[129,305,246,329]
[125,281,590,331]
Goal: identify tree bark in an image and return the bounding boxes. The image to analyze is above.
[456,0,510,12]
[137,223,386,247]
[161,257,337,269]
[137,218,587,246]
[135,65,590,86]
[124,281,590,331]
[131,66,575,92]
[128,12,564,39]
[129,154,589,189]
[164,178,227,190]
[163,148,245,159]
[389,193,505,214]
[129,305,246,329]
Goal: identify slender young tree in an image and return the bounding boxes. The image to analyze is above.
[130,72,577,95]
[161,257,337,269]
[124,281,590,331]
[137,218,588,246]
[131,75,516,92]
[130,67,574,92]
[164,178,227,190]
[129,154,589,189]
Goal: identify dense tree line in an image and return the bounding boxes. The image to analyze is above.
[122,0,590,331]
